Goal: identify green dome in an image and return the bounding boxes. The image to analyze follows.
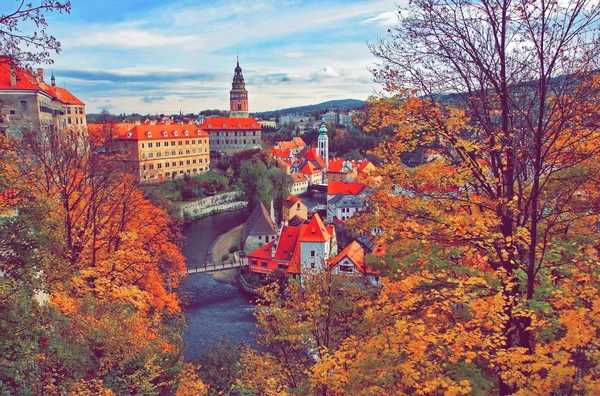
[319,118,328,134]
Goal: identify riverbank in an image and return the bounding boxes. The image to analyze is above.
[208,224,243,283]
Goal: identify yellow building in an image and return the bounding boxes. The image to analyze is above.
[108,121,210,182]
[282,195,308,222]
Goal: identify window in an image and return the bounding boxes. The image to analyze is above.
[172,150,176,156]
[192,159,197,164]
[142,143,145,148]
[216,140,220,145]
[178,141,182,145]
[192,140,195,144]
[9,109,15,115]
[157,163,162,169]
[222,123,226,128]
[179,161,183,166]
[179,150,183,155]
[311,263,316,269]
[156,142,161,147]
[166,172,170,177]
[186,150,190,154]
[258,235,262,240]
[278,263,287,270]
[171,141,175,146]
[185,140,189,145]
[162,131,168,137]
[68,117,72,124]
[149,164,154,170]
[165,151,169,157]
[186,160,190,165]
[172,162,176,167]
[261,261,268,268]
[148,143,153,148]
[165,162,170,168]
[297,203,301,209]
[146,131,152,137]
[339,265,354,273]
[173,131,178,136]
[251,260,257,266]
[66,107,71,114]
[148,153,153,158]
[311,250,316,257]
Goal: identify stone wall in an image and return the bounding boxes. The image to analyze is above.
[181,191,247,220]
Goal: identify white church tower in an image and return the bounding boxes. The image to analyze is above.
[317,118,329,169]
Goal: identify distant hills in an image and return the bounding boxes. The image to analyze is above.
[253,99,365,118]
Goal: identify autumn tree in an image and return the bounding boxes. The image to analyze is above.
[238,272,377,395]
[0,0,71,67]
[268,167,293,221]
[310,0,600,394]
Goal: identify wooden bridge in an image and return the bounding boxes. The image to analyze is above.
[185,256,249,275]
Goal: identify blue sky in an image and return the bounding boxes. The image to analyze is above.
[18,0,404,113]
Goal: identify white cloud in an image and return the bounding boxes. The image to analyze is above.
[362,10,400,27]
[282,51,305,58]
[64,29,200,49]
[314,66,341,78]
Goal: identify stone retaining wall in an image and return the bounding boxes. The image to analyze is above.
[181,191,247,220]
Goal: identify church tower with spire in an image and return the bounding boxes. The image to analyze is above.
[230,57,249,118]
[318,118,329,169]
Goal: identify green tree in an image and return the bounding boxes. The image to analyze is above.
[198,340,242,395]
[268,168,293,223]
[238,160,272,213]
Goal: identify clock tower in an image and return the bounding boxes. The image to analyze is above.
[229,57,249,118]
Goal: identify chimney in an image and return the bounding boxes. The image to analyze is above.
[134,118,141,126]
[51,72,56,86]
[149,120,156,125]
[9,64,16,87]
[165,119,171,125]
[270,200,275,224]
[178,121,184,126]
[37,68,44,82]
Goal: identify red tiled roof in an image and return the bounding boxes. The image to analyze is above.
[248,241,275,259]
[328,158,374,174]
[298,147,326,169]
[277,159,292,167]
[112,123,209,141]
[299,161,321,175]
[201,117,261,130]
[274,225,302,262]
[300,213,331,242]
[327,181,366,196]
[0,59,84,106]
[270,147,292,158]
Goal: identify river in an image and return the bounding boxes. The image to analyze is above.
[181,209,256,362]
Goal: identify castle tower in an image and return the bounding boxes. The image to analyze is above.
[229,57,249,118]
[317,118,329,169]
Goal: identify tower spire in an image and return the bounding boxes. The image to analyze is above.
[230,56,248,118]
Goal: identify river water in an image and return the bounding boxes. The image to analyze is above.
[181,209,256,362]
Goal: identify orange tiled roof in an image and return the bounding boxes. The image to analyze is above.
[327,181,366,196]
[299,161,321,175]
[201,117,261,130]
[329,241,368,273]
[328,158,374,173]
[54,86,84,105]
[113,123,209,141]
[291,173,308,183]
[292,136,306,147]
[300,213,331,243]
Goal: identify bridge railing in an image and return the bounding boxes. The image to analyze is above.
[186,255,249,274]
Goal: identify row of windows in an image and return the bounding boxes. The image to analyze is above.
[207,124,256,129]
[142,158,206,170]
[142,139,207,148]
[144,149,209,158]
[67,117,84,125]
[66,107,84,115]
[214,139,258,145]
[211,131,258,137]
[142,168,205,180]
